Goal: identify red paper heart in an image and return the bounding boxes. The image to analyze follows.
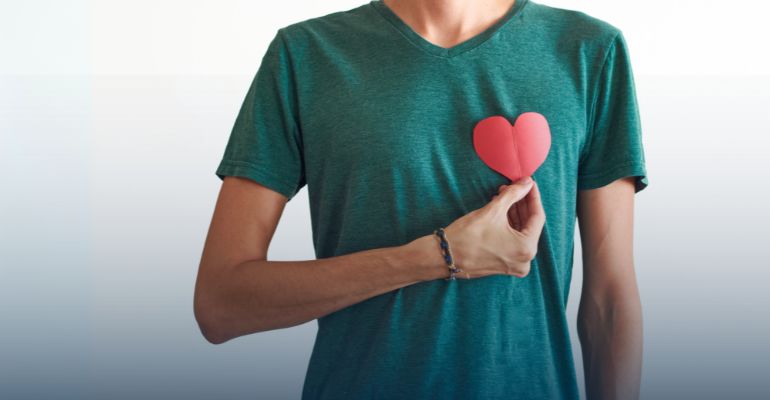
[473,112,551,182]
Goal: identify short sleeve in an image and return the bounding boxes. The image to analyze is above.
[577,31,649,193]
[215,28,306,201]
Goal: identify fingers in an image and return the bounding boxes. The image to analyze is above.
[521,180,546,236]
[519,183,531,226]
[494,177,533,231]
[501,185,520,229]
[493,176,533,212]
[508,201,521,231]
[513,200,524,231]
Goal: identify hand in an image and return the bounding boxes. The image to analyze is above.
[443,176,546,279]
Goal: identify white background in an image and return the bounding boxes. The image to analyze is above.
[2,1,770,399]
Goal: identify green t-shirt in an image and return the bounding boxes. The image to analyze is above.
[215,0,649,398]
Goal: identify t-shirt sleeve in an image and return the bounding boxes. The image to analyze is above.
[215,28,307,201]
[577,30,649,193]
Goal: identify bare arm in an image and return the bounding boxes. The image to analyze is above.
[576,176,643,400]
[193,176,543,345]
[193,176,449,344]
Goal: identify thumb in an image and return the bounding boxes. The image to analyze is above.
[492,176,534,210]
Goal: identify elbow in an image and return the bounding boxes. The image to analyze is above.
[193,283,274,344]
[195,307,228,345]
[194,290,232,345]
[193,261,280,342]
[198,321,229,345]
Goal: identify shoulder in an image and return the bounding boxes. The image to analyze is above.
[524,1,622,48]
[275,2,376,46]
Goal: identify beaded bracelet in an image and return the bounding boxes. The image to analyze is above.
[433,227,463,281]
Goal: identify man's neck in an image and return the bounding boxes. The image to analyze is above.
[381,0,517,48]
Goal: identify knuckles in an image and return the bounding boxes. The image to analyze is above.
[507,261,532,278]
[514,246,537,263]
[504,246,537,278]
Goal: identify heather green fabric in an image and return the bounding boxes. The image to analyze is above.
[215,0,648,398]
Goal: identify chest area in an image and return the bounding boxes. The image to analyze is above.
[301,64,588,185]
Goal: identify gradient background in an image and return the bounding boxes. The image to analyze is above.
[2,0,769,399]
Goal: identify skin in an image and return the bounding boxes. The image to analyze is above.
[381,0,521,48]
[577,176,643,400]
[195,1,643,399]
[194,176,542,344]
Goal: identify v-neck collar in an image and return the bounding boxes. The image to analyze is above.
[370,0,530,59]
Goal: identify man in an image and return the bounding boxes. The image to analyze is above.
[194,0,648,399]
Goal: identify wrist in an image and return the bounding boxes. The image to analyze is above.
[404,234,450,281]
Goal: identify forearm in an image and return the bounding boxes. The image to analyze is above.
[195,234,447,344]
[577,288,643,400]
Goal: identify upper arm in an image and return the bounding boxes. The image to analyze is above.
[575,30,649,297]
[193,177,287,340]
[201,27,306,274]
[199,177,288,276]
[195,29,305,341]
[576,177,637,297]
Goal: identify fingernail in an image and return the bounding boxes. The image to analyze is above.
[519,176,532,185]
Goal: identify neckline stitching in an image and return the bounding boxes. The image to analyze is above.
[370,0,529,59]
